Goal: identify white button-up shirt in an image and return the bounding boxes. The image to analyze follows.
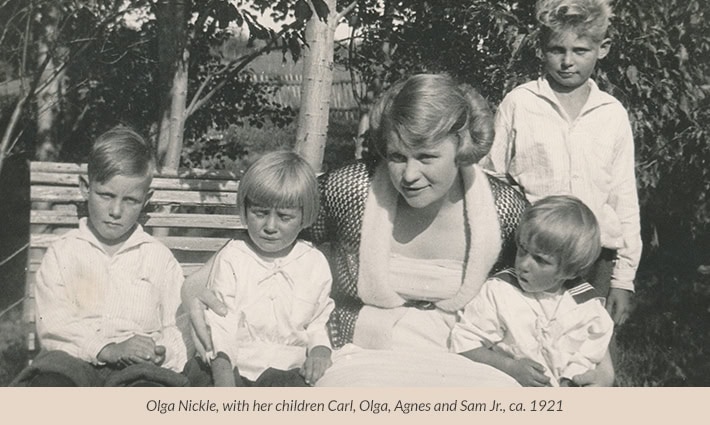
[206,237,334,381]
[35,218,187,372]
[483,77,642,291]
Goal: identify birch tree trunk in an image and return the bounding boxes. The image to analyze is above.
[35,3,63,161]
[155,0,189,173]
[294,0,338,173]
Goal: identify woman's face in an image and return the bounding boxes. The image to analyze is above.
[386,134,459,209]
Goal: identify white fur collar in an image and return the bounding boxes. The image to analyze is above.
[357,163,503,312]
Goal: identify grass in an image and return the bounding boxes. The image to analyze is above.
[1,115,708,386]
[614,255,710,386]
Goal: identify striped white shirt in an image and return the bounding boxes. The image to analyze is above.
[483,77,642,292]
[35,218,188,372]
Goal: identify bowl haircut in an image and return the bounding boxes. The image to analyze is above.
[516,195,602,279]
[237,151,320,228]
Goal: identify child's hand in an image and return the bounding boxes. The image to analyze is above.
[606,288,633,325]
[571,350,614,387]
[97,335,157,366]
[300,346,332,386]
[507,358,551,387]
[152,345,166,366]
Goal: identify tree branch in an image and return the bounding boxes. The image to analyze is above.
[335,0,358,22]
[185,21,303,118]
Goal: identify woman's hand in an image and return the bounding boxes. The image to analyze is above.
[572,350,615,386]
[188,287,228,353]
[181,252,228,353]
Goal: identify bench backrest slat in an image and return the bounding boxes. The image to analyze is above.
[30,210,243,229]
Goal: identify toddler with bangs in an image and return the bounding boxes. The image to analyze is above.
[452,195,613,386]
[204,151,334,386]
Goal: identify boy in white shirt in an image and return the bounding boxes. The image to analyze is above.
[483,0,642,324]
[13,126,188,386]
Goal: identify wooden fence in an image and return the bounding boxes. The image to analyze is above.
[243,72,366,121]
[0,73,368,121]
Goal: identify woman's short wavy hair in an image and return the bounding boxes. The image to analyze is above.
[536,0,613,42]
[367,73,494,167]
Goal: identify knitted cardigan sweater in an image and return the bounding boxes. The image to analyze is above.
[307,160,529,348]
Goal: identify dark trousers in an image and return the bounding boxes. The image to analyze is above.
[586,248,620,374]
[183,357,308,387]
[235,367,308,387]
[11,350,189,387]
[587,248,616,298]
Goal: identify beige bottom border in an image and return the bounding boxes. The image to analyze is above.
[2,387,706,424]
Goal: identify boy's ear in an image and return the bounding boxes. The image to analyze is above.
[142,188,154,209]
[79,175,90,200]
[597,38,611,59]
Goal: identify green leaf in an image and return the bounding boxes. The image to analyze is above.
[294,0,312,22]
[312,0,330,22]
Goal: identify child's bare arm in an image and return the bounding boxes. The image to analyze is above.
[211,352,236,387]
[460,347,550,387]
[606,288,633,324]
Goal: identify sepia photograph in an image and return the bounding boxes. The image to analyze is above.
[1,0,709,407]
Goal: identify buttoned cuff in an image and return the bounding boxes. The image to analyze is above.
[85,335,113,365]
[308,332,332,352]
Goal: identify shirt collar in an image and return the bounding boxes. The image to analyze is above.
[76,217,153,254]
[532,76,615,116]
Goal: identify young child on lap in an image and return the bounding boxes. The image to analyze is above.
[206,151,334,387]
[452,195,613,387]
[483,0,642,324]
[14,126,188,386]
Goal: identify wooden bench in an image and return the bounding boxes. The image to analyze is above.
[24,161,243,360]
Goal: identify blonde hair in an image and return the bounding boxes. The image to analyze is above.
[536,0,613,42]
[237,151,320,227]
[368,73,494,167]
[516,195,601,279]
[88,125,155,184]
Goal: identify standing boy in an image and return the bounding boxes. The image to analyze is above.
[13,126,188,386]
[483,0,642,325]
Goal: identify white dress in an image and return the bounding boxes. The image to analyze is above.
[316,255,519,387]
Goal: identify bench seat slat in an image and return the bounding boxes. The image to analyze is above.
[30,210,244,229]
[31,233,231,251]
